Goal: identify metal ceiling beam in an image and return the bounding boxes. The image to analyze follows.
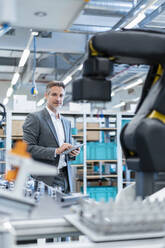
[70,24,114,34]
[71,0,133,33]
[139,2,165,28]
[112,0,153,30]
[61,54,75,65]
[85,0,133,15]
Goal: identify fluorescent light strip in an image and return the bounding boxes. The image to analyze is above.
[6,87,13,97]
[112,101,126,108]
[11,72,20,85]
[124,0,158,29]
[123,78,143,90]
[3,98,9,105]
[18,31,38,68]
[18,49,30,67]
[63,75,72,85]
[77,64,83,71]
[125,13,146,29]
[4,31,39,106]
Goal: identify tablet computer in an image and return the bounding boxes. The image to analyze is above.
[62,143,84,155]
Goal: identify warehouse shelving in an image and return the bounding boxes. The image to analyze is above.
[3,111,134,199]
[68,112,123,199]
[70,112,134,201]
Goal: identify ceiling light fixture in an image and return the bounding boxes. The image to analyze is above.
[77,64,83,71]
[3,98,9,105]
[63,75,72,85]
[31,31,39,36]
[125,13,146,29]
[18,31,38,68]
[18,49,30,67]
[123,78,143,90]
[6,87,13,97]
[34,11,47,17]
[112,101,126,108]
[4,31,39,106]
[11,72,20,85]
[124,0,158,29]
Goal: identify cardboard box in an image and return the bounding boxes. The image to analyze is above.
[76,122,100,141]
[0,128,4,136]
[12,120,24,136]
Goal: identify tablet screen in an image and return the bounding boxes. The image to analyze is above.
[62,143,84,155]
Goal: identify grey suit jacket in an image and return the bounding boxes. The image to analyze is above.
[23,108,73,190]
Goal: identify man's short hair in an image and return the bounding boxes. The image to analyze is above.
[46,81,65,94]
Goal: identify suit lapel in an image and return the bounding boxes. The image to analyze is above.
[42,108,60,146]
[61,116,68,143]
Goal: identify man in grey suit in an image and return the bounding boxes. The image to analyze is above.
[23,81,80,193]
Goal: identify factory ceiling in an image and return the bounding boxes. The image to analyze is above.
[0,0,165,108]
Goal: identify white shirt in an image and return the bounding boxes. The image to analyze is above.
[46,106,67,170]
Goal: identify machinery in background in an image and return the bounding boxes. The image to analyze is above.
[0,140,88,218]
[72,29,165,199]
[0,141,58,219]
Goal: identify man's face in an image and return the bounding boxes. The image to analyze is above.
[45,86,65,112]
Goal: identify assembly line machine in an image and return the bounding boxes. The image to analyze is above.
[0,142,165,248]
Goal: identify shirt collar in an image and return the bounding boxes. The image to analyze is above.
[46,106,61,119]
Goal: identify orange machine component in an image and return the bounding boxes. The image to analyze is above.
[10,141,31,158]
[5,141,31,181]
[5,167,19,182]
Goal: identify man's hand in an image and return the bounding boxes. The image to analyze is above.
[56,143,72,155]
[69,147,80,157]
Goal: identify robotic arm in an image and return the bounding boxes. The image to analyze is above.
[73,29,165,198]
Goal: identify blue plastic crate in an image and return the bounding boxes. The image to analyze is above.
[93,164,105,173]
[87,142,96,160]
[110,164,116,173]
[71,128,77,135]
[0,141,4,148]
[106,142,117,160]
[95,143,107,160]
[81,186,117,202]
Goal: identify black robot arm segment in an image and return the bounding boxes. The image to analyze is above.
[89,29,165,65]
[135,64,162,113]
[74,28,165,198]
